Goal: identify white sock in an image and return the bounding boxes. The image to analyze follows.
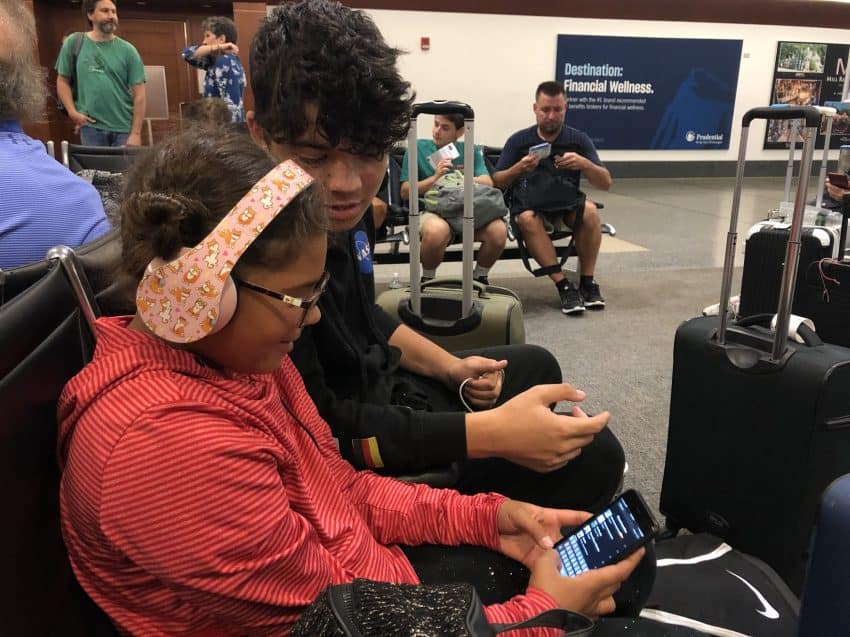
[422,268,436,279]
[473,265,490,279]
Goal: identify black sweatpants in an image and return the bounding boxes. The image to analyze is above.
[399,344,653,614]
[397,343,625,513]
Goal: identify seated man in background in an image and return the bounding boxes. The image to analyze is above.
[250,0,626,516]
[0,0,109,269]
[401,114,507,284]
[181,16,246,123]
[494,81,611,315]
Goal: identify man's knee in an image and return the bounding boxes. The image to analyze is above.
[421,215,452,247]
[515,210,550,240]
[579,201,601,233]
[569,427,626,512]
[478,219,507,246]
[590,427,626,476]
[521,343,562,384]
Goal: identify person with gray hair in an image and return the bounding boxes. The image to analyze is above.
[181,16,246,122]
[0,0,109,268]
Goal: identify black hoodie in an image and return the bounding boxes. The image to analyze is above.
[290,211,466,473]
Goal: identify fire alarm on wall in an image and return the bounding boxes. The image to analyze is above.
[420,36,430,51]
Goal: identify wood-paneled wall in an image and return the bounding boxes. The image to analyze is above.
[233,3,266,114]
[26,0,847,148]
[29,0,233,147]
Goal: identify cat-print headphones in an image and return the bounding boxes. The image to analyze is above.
[135,159,314,344]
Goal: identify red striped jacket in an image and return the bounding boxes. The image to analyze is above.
[57,317,557,635]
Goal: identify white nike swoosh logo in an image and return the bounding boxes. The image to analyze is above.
[726,569,780,619]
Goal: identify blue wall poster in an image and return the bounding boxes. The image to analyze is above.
[555,35,743,150]
[764,41,849,150]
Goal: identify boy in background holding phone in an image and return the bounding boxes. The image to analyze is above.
[399,113,507,284]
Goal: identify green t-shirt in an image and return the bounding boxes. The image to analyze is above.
[56,34,146,134]
[400,139,489,183]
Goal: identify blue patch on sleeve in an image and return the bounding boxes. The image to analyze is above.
[353,230,373,274]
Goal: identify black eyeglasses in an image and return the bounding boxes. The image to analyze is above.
[233,270,330,327]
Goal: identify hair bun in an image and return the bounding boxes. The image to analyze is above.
[125,191,211,261]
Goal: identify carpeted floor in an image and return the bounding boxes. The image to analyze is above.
[485,266,742,521]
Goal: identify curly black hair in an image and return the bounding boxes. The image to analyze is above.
[250,0,413,158]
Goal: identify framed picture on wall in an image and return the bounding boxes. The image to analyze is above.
[764,41,849,150]
[776,42,827,74]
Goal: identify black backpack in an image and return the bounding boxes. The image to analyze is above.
[56,32,85,114]
[642,533,799,636]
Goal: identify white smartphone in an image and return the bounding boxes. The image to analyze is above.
[428,142,460,170]
[528,142,552,160]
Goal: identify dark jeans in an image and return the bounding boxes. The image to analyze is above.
[398,343,625,512]
[80,126,129,147]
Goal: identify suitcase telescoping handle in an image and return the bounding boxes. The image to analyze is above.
[814,102,844,208]
[718,105,821,361]
[408,101,476,318]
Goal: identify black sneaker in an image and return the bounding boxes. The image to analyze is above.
[558,282,585,315]
[580,280,606,309]
[474,275,489,286]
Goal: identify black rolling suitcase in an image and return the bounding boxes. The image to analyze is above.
[659,106,850,595]
[739,215,850,347]
[739,223,836,318]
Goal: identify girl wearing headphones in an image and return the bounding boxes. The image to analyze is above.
[56,129,640,635]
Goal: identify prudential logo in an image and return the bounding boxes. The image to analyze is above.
[685,130,724,145]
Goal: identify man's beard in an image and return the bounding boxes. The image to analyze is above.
[539,121,562,136]
[97,21,117,35]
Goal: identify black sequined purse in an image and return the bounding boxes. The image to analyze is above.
[291,579,595,637]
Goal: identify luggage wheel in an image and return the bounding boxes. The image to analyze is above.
[658,518,681,541]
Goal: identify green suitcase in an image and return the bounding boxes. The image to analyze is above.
[377,277,525,352]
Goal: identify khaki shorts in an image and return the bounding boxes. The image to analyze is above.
[420,211,501,242]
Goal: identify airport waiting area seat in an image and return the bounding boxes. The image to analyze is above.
[74,229,135,316]
[380,144,617,274]
[0,256,52,308]
[0,246,117,636]
[61,141,143,174]
[0,229,131,313]
[375,152,410,254]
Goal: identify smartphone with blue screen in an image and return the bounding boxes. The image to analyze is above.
[555,489,658,577]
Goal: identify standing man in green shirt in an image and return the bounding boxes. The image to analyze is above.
[400,114,507,284]
[56,0,146,147]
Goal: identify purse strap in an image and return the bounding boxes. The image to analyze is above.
[490,608,595,635]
